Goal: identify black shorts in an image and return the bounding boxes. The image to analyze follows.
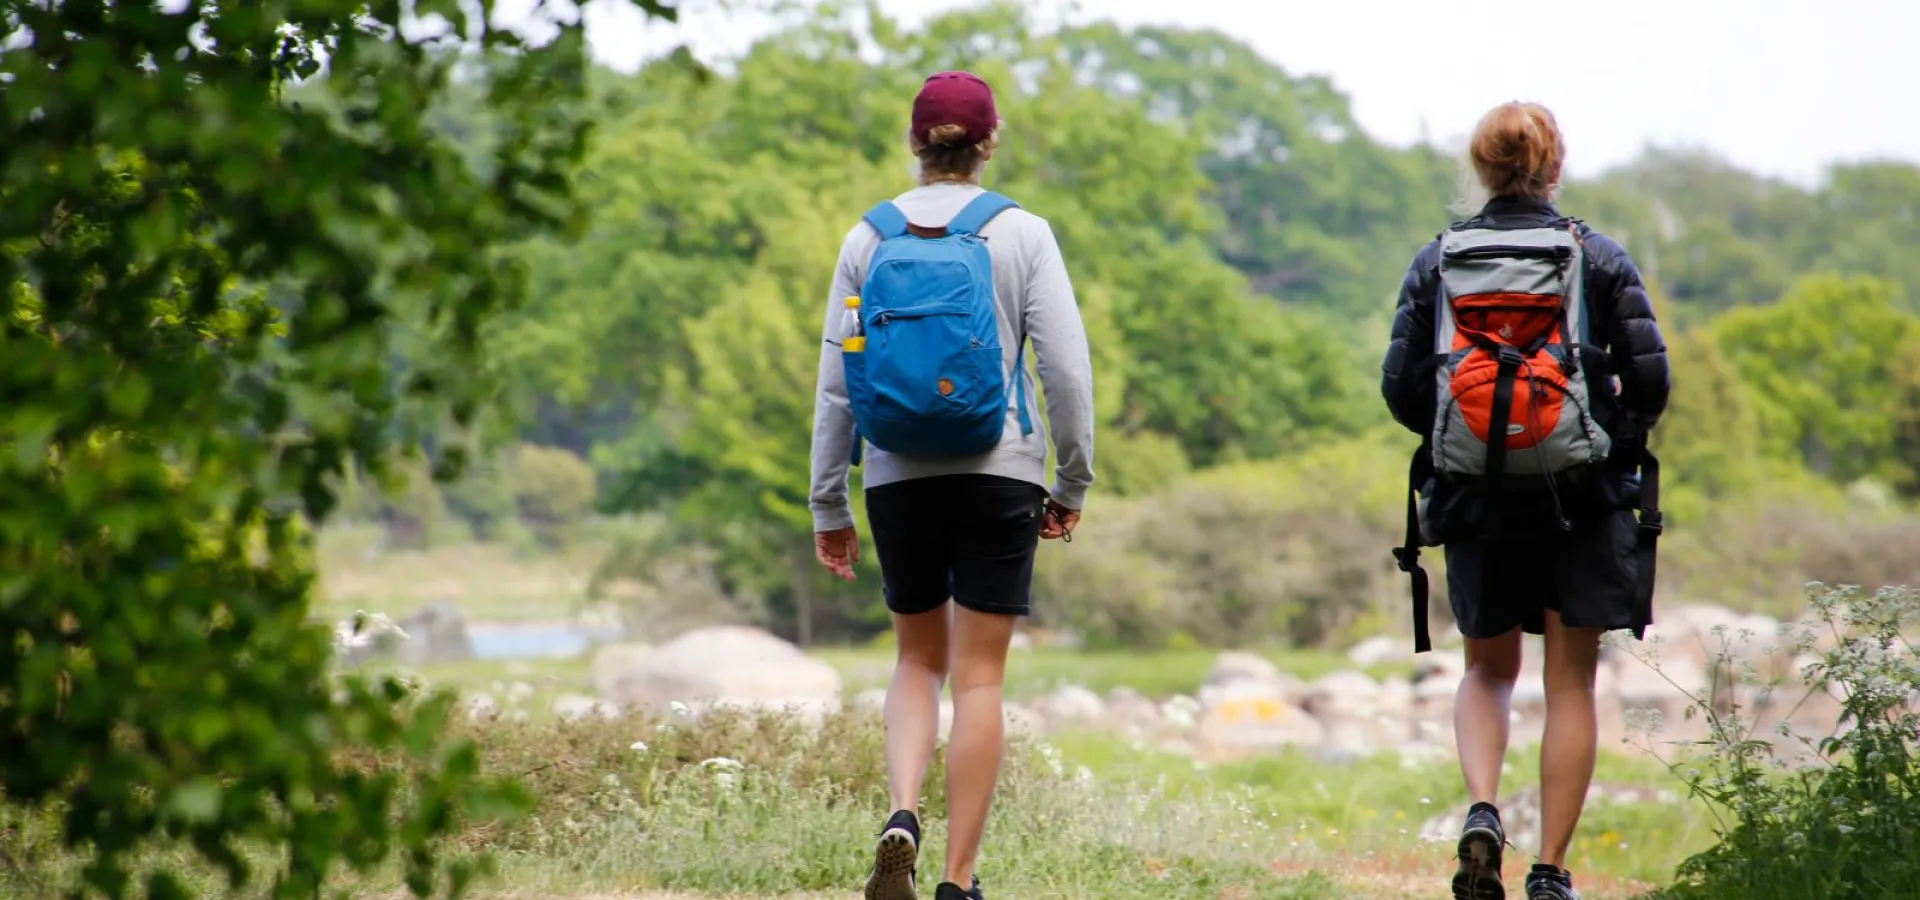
[864,474,1048,617]
[1444,508,1641,639]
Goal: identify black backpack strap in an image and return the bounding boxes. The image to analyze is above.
[1393,445,1433,654]
[1630,449,1662,638]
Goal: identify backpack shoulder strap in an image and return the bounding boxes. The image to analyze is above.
[947,191,1019,236]
[862,201,909,240]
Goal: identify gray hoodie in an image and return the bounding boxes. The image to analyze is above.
[808,182,1095,532]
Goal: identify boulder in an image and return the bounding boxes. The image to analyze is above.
[1204,651,1282,687]
[1034,684,1106,728]
[590,642,653,699]
[396,601,474,665]
[1347,634,1410,668]
[1100,686,1164,737]
[1303,669,1382,716]
[1199,652,1307,707]
[597,626,842,718]
[1194,694,1325,762]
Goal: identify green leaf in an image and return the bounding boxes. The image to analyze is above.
[167,780,222,825]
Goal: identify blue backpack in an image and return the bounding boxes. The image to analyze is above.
[844,191,1034,465]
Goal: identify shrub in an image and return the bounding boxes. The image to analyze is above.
[1642,583,1920,900]
[506,444,599,543]
[1032,434,1409,649]
[588,513,759,640]
[1661,495,1920,617]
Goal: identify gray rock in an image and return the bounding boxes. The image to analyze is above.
[1035,684,1106,727]
[396,601,474,665]
[597,625,843,716]
[1348,635,1410,668]
[1194,683,1326,762]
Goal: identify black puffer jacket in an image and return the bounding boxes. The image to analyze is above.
[1380,196,1671,452]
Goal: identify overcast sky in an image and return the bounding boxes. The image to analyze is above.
[557,0,1915,187]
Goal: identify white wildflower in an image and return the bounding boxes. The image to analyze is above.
[630,740,649,752]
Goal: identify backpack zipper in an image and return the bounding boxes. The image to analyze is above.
[1442,244,1573,262]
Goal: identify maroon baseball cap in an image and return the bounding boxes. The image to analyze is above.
[911,71,998,145]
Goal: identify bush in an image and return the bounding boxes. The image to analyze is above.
[588,513,760,640]
[1644,583,1920,900]
[1034,421,1920,650]
[1033,434,1410,649]
[1662,493,1920,616]
[506,444,598,545]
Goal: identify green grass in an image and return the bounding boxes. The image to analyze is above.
[1,693,1704,900]
[1046,728,1713,889]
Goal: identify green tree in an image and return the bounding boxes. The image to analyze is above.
[1890,332,1920,498]
[0,1,671,896]
[506,443,598,545]
[1057,22,1456,319]
[1712,274,1919,485]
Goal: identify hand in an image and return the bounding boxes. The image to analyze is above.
[1039,500,1080,541]
[814,527,859,581]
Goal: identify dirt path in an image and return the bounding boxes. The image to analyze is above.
[401,879,1657,900]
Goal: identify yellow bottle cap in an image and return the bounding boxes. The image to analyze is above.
[843,336,865,352]
[844,296,861,308]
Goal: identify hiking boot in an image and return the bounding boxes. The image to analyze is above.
[864,809,920,900]
[1525,865,1580,900]
[1451,802,1507,900]
[933,876,983,900]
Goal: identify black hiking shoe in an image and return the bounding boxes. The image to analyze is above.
[1451,802,1507,900]
[1525,865,1580,900]
[933,876,983,900]
[864,809,920,900]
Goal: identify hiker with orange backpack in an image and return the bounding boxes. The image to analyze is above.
[1380,101,1671,900]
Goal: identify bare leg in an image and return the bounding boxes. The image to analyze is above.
[941,605,1016,889]
[1457,629,1525,804]
[885,606,951,816]
[1538,609,1603,869]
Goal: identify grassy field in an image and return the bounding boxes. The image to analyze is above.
[0,699,1713,900]
[280,538,1783,899]
[313,637,1720,898]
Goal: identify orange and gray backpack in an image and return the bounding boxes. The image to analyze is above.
[1390,217,1662,651]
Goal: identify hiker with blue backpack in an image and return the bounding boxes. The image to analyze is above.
[1382,101,1671,900]
[807,70,1096,900]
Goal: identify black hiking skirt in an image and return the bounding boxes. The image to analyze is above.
[1425,463,1647,639]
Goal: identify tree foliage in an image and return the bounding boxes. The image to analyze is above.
[0,0,669,896]
[430,1,1920,642]
[1711,275,1918,484]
